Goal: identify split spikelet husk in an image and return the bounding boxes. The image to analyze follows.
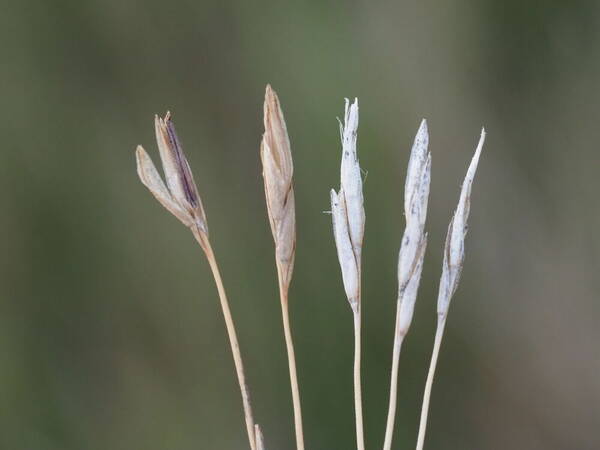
[261,85,296,292]
[136,112,208,236]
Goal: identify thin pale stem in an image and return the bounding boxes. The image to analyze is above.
[382,305,406,450]
[194,230,257,450]
[353,305,365,450]
[415,314,447,450]
[278,270,305,450]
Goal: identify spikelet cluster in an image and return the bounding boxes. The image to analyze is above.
[136,113,208,237]
[330,99,364,310]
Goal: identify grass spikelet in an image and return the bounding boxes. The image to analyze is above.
[261,85,305,450]
[383,119,431,450]
[136,113,258,450]
[330,98,366,450]
[415,128,486,450]
[261,85,296,290]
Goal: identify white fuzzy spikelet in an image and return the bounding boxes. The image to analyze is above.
[396,120,431,336]
[437,129,486,316]
[331,98,364,308]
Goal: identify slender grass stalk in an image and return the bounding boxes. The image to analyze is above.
[193,229,257,450]
[415,314,446,450]
[415,129,485,450]
[261,85,305,450]
[383,120,431,450]
[352,303,365,450]
[279,275,305,450]
[382,312,405,450]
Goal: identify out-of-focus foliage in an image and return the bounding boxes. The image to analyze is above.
[1,1,599,448]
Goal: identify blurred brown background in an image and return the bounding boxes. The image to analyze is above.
[1,0,599,449]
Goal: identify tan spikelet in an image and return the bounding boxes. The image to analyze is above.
[261,84,296,293]
[260,85,305,450]
[135,113,258,450]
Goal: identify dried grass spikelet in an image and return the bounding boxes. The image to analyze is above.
[416,128,486,450]
[136,112,208,239]
[397,119,431,336]
[331,98,364,310]
[261,85,296,292]
[135,113,258,450]
[260,85,305,450]
[330,98,366,450]
[382,119,432,450]
[437,128,486,317]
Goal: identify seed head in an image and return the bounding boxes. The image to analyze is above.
[261,85,296,291]
[136,112,208,236]
[331,98,364,309]
[437,128,486,316]
[397,119,431,336]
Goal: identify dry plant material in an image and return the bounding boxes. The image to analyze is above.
[382,120,431,450]
[415,129,486,450]
[330,98,366,450]
[260,85,305,450]
[136,114,207,233]
[134,94,486,450]
[136,113,261,450]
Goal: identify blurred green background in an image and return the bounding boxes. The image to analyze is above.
[1,0,599,448]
